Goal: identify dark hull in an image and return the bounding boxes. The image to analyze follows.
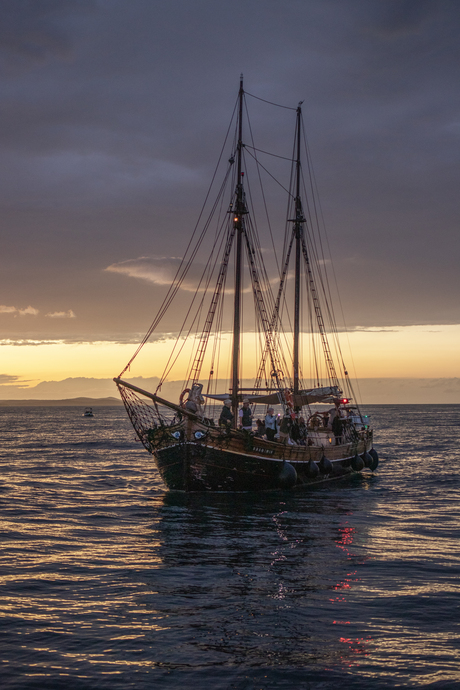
[117,389,374,492]
[152,441,364,492]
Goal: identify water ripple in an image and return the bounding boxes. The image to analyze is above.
[0,405,459,688]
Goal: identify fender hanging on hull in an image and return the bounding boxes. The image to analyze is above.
[153,441,360,492]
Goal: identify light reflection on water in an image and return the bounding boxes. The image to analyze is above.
[0,405,459,688]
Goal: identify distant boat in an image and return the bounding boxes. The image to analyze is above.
[115,77,378,491]
[83,407,94,417]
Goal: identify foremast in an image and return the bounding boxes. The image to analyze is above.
[185,76,287,421]
[293,104,303,408]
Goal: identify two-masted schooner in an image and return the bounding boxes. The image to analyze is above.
[114,77,377,491]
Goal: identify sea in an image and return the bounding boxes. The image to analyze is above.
[0,404,459,689]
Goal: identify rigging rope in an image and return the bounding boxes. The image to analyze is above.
[117,88,362,415]
[244,144,295,162]
[118,97,239,378]
[245,148,293,197]
[245,91,297,111]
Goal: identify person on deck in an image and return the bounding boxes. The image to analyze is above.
[219,399,234,428]
[183,385,204,417]
[239,399,253,431]
[255,419,265,437]
[279,410,294,444]
[290,416,301,444]
[184,399,198,413]
[327,407,336,429]
[332,413,343,445]
[264,408,277,442]
[298,416,308,445]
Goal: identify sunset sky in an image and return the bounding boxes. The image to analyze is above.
[1,0,460,401]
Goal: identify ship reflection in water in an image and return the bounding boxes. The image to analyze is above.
[149,489,372,671]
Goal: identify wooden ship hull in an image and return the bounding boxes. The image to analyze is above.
[116,379,376,492]
[151,422,374,492]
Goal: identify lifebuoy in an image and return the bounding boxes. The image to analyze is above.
[307,412,322,429]
[179,388,191,408]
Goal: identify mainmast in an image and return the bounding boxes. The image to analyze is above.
[292,102,341,395]
[293,103,304,408]
[231,75,245,425]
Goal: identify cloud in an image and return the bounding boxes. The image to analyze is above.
[19,306,39,316]
[105,255,277,298]
[0,339,62,347]
[2,0,460,347]
[0,332,170,346]
[105,256,206,292]
[0,373,33,386]
[371,0,434,38]
[45,309,76,318]
[0,305,39,316]
[0,0,95,74]
[351,326,400,333]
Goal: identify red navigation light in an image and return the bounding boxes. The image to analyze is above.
[340,398,349,405]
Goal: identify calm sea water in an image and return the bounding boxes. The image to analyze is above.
[0,404,459,689]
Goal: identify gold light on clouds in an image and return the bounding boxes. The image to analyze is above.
[1,324,459,386]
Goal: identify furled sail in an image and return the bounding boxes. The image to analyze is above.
[203,385,342,406]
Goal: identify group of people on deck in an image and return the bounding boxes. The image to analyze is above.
[218,398,348,446]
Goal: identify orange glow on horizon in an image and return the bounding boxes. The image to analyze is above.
[1,323,460,387]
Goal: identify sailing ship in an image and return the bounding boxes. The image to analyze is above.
[114,77,378,491]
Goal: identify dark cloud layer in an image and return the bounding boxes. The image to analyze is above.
[1,0,460,343]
